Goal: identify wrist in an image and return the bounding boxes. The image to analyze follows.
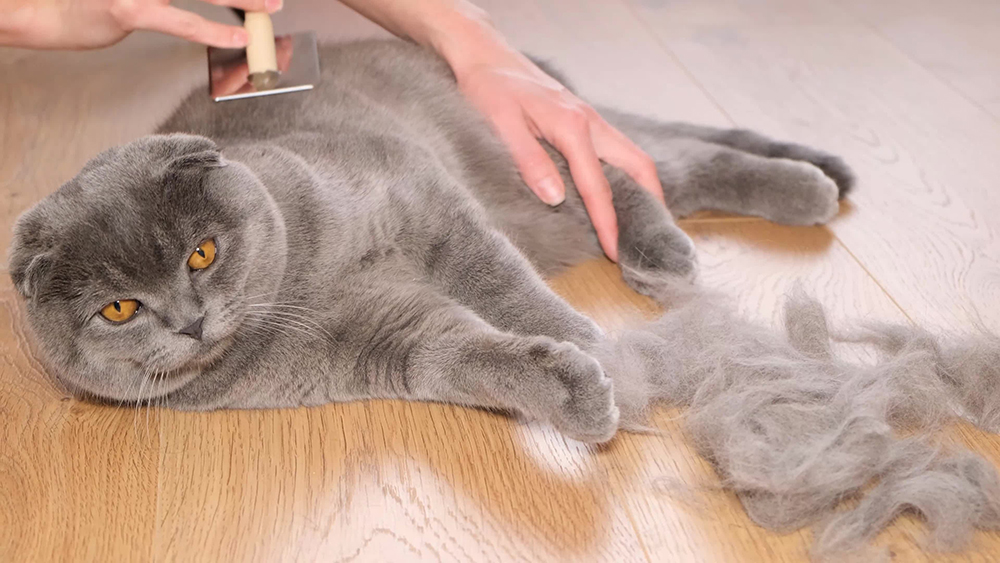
[420,5,516,78]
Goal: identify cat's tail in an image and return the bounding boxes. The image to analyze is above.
[593,281,1000,558]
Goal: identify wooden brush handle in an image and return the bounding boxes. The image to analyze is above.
[244,12,278,75]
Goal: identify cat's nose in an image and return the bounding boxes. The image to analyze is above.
[178,316,205,340]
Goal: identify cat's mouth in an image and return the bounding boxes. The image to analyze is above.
[128,329,234,380]
[111,302,274,402]
[118,335,235,403]
[161,332,236,372]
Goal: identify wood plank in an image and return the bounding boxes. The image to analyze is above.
[474,0,730,125]
[840,0,1000,120]
[626,0,1000,335]
[154,397,647,562]
[0,285,161,561]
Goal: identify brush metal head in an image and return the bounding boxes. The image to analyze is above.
[207,32,321,102]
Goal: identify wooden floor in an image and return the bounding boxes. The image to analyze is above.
[2,0,1000,560]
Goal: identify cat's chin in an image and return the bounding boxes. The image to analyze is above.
[119,333,238,402]
[168,332,236,372]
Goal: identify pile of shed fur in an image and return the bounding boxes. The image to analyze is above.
[597,280,1000,559]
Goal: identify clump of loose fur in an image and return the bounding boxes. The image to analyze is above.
[597,283,1000,557]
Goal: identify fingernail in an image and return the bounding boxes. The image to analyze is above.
[233,29,249,46]
[606,245,619,263]
[537,177,565,206]
[266,0,283,12]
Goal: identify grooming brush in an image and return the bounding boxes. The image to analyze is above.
[207,10,321,102]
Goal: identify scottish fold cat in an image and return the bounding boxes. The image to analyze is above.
[9,39,851,442]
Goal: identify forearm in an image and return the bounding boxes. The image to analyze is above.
[335,0,517,76]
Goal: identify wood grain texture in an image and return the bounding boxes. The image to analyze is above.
[3,0,1000,561]
[0,287,160,561]
[626,0,1000,334]
[840,0,1000,120]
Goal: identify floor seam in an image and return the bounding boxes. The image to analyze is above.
[619,0,739,129]
[831,0,1000,127]
[830,230,916,325]
[152,411,165,562]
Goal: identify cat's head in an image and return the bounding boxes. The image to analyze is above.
[8,133,287,402]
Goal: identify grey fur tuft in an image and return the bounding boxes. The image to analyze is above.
[597,282,1000,557]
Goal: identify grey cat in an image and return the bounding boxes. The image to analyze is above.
[8,39,852,443]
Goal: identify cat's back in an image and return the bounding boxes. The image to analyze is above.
[156,39,579,273]
[158,39,468,145]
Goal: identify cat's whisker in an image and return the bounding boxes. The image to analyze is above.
[244,303,333,338]
[242,299,312,310]
[244,317,321,340]
[253,310,333,340]
[248,302,319,312]
[132,369,153,436]
[116,365,142,411]
[239,317,296,338]
[262,312,322,328]
[144,373,154,438]
[237,323,273,337]
[236,316,284,336]
[246,306,324,322]
[141,371,154,438]
[157,372,169,412]
[242,319,320,342]
[269,319,326,334]
[236,326,277,343]
[150,371,165,436]
[635,246,651,269]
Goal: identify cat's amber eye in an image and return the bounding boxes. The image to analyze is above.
[188,239,217,270]
[100,300,140,323]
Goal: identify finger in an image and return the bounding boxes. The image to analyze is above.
[275,35,294,73]
[129,6,249,48]
[490,108,567,205]
[545,115,620,262]
[201,0,280,13]
[213,62,251,96]
[591,117,665,206]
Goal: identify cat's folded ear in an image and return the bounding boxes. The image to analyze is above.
[10,253,50,301]
[166,150,227,171]
[8,210,53,301]
[160,134,227,172]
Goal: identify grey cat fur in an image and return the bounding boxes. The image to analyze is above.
[8,39,999,557]
[598,283,1000,558]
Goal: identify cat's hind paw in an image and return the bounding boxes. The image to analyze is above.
[760,160,841,226]
[772,144,855,198]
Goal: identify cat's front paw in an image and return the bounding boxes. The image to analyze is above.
[533,341,620,443]
[618,222,698,297]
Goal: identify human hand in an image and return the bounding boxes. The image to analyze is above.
[329,0,664,261]
[441,26,665,263]
[0,0,281,50]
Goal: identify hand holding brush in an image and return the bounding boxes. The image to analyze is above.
[0,0,282,49]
